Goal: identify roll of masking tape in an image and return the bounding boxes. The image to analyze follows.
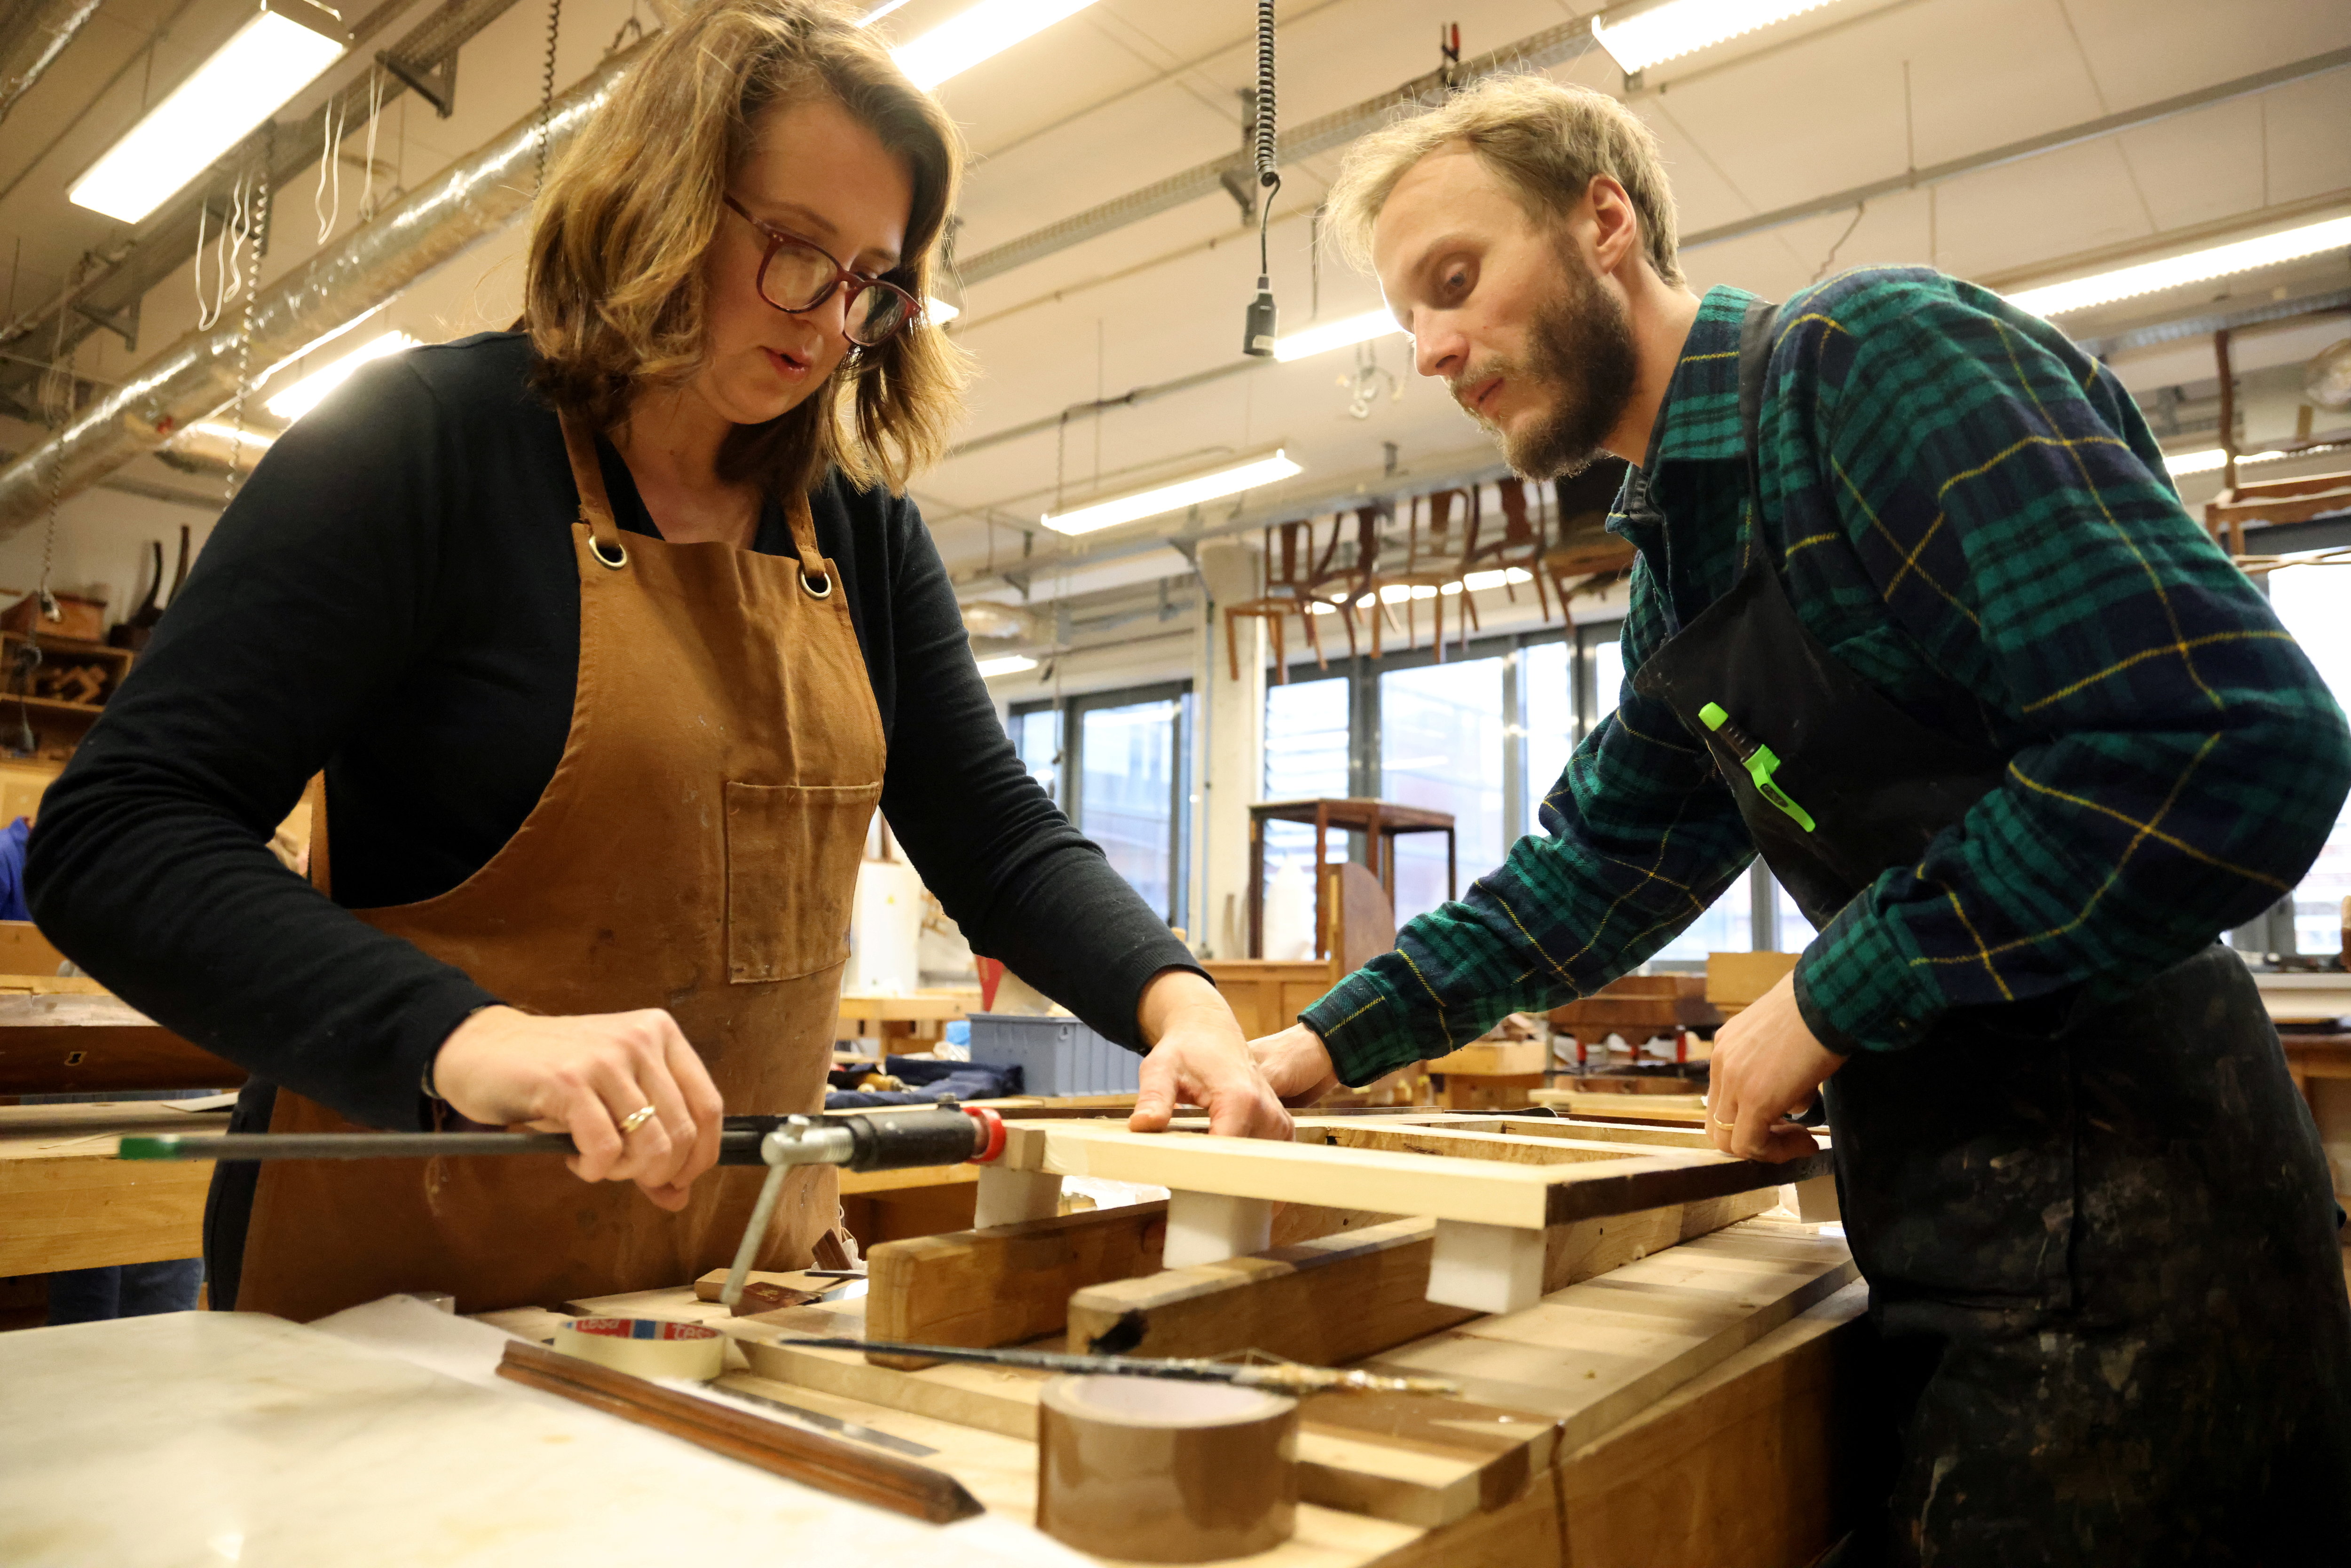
[552,1317,726,1381]
[1035,1374,1298,1562]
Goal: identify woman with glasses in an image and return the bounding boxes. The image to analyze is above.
[25,0,1287,1323]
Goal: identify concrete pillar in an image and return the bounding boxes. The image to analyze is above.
[1193,536,1264,960]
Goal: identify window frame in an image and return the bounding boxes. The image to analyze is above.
[1010,679,1193,932]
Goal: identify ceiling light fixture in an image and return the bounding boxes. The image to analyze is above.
[1040,449,1301,536]
[70,0,349,224]
[2005,215,2351,318]
[1590,0,1836,77]
[2162,447,2292,478]
[925,296,961,325]
[974,654,1040,677]
[1273,308,1406,363]
[265,330,418,422]
[891,0,1100,91]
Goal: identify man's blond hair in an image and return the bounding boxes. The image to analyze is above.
[1324,75,1682,286]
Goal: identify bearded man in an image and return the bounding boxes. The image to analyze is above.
[1229,75,2351,1565]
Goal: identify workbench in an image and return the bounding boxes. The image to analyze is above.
[0,1100,224,1277]
[0,1227,1867,1568]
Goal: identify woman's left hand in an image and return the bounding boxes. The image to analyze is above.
[1705,968,1846,1162]
[1129,968,1294,1140]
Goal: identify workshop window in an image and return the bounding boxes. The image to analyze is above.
[1007,704,1061,804]
[2264,564,2351,956]
[1258,676,1353,957]
[1381,656,1506,924]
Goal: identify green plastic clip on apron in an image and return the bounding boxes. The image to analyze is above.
[234,411,886,1324]
[1632,299,2351,1566]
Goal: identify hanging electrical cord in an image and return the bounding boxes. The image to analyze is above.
[1240,0,1279,357]
[356,68,385,223]
[225,133,272,506]
[537,0,563,195]
[313,94,346,244]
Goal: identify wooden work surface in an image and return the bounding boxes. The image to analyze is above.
[0,1100,224,1274]
[537,1213,1864,1567]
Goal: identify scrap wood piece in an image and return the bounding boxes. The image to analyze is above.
[1294,1389,1564,1529]
[1067,1216,1475,1363]
[1302,1120,1664,1165]
[495,1338,985,1523]
[1360,1221,1858,1451]
[864,1199,1169,1368]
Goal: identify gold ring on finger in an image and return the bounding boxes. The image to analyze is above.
[619,1104,660,1135]
[1713,1116,1736,1129]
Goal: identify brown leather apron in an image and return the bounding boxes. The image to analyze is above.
[236,413,884,1321]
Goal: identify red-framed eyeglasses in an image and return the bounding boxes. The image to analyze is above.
[723,196,921,348]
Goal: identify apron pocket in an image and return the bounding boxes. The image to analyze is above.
[725,780,884,984]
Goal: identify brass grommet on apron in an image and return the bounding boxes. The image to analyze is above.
[590,536,629,570]
[800,570,832,599]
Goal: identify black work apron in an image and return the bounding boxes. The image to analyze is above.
[1630,298,2351,1566]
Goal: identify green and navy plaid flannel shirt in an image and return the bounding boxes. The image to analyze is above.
[1300,268,2351,1083]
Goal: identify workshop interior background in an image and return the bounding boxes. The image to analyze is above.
[1,0,2349,1305]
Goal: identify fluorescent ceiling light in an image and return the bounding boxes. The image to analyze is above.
[891,0,1099,90]
[266,331,418,422]
[925,295,960,325]
[186,421,275,447]
[70,0,347,224]
[2163,447,2292,477]
[2005,215,2351,318]
[974,654,1038,677]
[1273,308,1405,363]
[1040,449,1302,536]
[1590,0,1835,76]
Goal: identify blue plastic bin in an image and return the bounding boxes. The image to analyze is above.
[966,1013,1141,1097]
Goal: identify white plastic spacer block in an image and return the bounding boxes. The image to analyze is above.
[1161,1190,1275,1269]
[973,1166,1063,1229]
[1425,1219,1546,1315]
[1793,1173,1842,1223]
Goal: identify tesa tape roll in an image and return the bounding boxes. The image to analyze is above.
[551,1317,725,1381]
[1035,1374,1298,1562]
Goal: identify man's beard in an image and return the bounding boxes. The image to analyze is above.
[1454,247,1639,480]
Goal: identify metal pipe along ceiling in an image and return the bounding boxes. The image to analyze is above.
[0,0,104,125]
[0,36,654,535]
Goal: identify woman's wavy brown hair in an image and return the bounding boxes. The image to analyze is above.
[525,0,967,498]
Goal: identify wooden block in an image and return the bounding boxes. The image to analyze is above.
[1427,1219,1546,1313]
[1162,1190,1273,1267]
[970,1164,1060,1228]
[1706,950,1799,1012]
[1308,1121,1644,1166]
[1291,1389,1563,1529]
[1557,1281,1871,1568]
[1441,1072,1545,1111]
[1424,1040,1546,1076]
[863,1200,1167,1367]
[1363,1221,1858,1451]
[1549,974,1721,1032]
[1066,1217,1474,1361]
[1525,1090,1710,1123]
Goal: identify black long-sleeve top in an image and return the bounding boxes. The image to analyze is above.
[26,331,1194,1132]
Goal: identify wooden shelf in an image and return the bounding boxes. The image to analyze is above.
[1,693,103,717]
[0,632,130,663]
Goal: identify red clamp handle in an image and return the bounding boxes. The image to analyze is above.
[961,1104,1007,1165]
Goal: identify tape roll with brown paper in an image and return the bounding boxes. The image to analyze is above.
[1035,1374,1299,1562]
